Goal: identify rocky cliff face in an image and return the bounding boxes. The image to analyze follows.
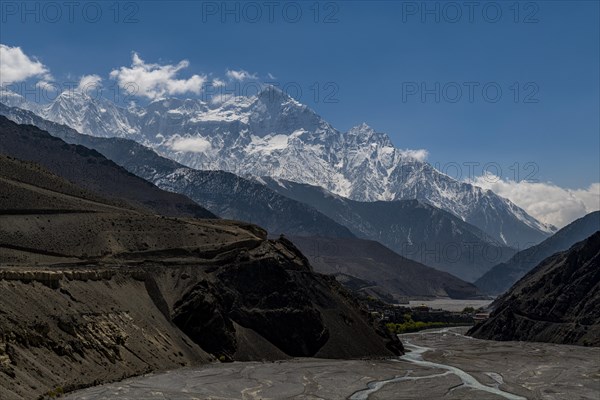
[468,232,600,346]
[0,237,400,400]
[0,267,211,400]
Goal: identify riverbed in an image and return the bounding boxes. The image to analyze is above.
[66,328,599,399]
[407,299,494,312]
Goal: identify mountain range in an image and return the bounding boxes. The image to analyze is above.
[289,236,482,300]
[0,104,512,282]
[1,87,555,247]
[476,211,600,294]
[0,111,483,300]
[0,105,354,239]
[259,177,516,282]
[0,104,515,281]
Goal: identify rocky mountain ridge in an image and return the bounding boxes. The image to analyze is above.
[476,211,600,294]
[0,88,555,246]
[0,107,484,296]
[0,105,355,239]
[289,236,483,301]
[469,232,600,346]
[260,177,517,282]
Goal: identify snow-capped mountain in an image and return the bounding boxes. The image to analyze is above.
[2,86,555,245]
[0,88,38,111]
[0,104,514,281]
[255,177,518,281]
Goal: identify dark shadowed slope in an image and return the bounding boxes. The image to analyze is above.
[476,211,600,295]
[0,154,134,215]
[0,104,355,238]
[469,232,600,346]
[290,236,483,300]
[0,116,215,218]
[260,177,516,282]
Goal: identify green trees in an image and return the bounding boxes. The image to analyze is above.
[385,315,460,334]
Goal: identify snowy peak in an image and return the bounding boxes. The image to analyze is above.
[246,86,328,138]
[3,88,555,246]
[40,90,138,139]
[347,122,376,143]
[346,122,393,147]
[348,122,375,135]
[0,88,27,108]
[254,85,301,106]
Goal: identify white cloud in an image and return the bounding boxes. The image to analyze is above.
[267,72,277,80]
[0,44,52,85]
[35,80,58,91]
[401,149,429,162]
[77,74,102,91]
[226,69,257,81]
[471,174,600,228]
[212,78,226,88]
[109,52,206,99]
[168,136,212,153]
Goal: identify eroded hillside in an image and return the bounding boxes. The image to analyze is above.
[0,154,400,400]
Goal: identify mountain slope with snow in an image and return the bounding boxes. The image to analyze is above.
[3,87,555,245]
[258,177,517,282]
[0,103,356,239]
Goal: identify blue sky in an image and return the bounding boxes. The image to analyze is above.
[1,0,599,189]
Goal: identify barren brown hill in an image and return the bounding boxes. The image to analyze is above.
[0,153,400,399]
[0,116,215,218]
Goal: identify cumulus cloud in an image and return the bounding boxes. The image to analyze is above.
[109,53,206,99]
[35,80,58,91]
[471,174,600,228]
[400,149,429,162]
[168,136,212,153]
[226,69,257,81]
[211,78,226,88]
[0,44,52,85]
[77,74,102,91]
